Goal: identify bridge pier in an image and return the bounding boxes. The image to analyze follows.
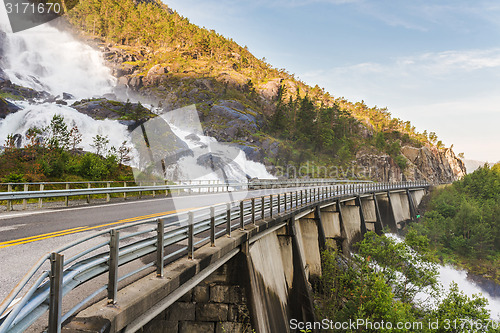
[59,185,429,333]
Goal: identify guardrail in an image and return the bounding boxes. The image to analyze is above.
[0,181,428,332]
[0,179,372,211]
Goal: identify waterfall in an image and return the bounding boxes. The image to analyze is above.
[0,20,274,182]
[2,25,115,99]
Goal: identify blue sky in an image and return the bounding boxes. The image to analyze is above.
[165,0,500,163]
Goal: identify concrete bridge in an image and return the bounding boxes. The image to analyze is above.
[0,182,427,333]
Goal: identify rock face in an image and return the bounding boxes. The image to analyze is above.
[356,153,403,182]
[201,100,261,142]
[257,79,282,100]
[356,145,466,183]
[0,97,21,119]
[401,145,466,183]
[71,98,151,122]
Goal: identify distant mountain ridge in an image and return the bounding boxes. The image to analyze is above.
[463,159,497,174]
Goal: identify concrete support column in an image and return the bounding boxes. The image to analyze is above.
[386,191,398,232]
[406,189,417,221]
[356,196,368,236]
[287,217,316,325]
[372,193,384,235]
[314,205,327,251]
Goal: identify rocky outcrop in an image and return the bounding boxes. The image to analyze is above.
[201,100,262,141]
[401,145,466,183]
[356,145,466,183]
[143,64,169,86]
[356,153,403,182]
[71,98,151,123]
[257,79,282,100]
[0,97,20,119]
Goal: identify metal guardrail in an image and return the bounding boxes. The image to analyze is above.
[0,179,371,211]
[0,180,428,332]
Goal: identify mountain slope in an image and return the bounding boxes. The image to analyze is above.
[12,0,467,181]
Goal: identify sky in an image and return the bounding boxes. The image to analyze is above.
[164,0,500,163]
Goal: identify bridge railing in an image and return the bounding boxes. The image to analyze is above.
[0,181,428,333]
[0,179,371,211]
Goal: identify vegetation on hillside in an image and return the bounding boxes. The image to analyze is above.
[0,114,133,182]
[411,164,500,283]
[66,0,447,172]
[314,231,498,332]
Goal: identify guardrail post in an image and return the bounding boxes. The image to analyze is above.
[188,212,194,259]
[156,219,164,278]
[86,183,91,204]
[226,203,232,237]
[251,198,256,224]
[108,230,119,304]
[284,193,287,211]
[139,181,142,199]
[106,182,111,203]
[123,182,127,200]
[7,184,12,211]
[295,191,298,208]
[270,195,273,218]
[152,181,156,198]
[65,183,70,207]
[261,196,265,220]
[49,252,64,333]
[39,184,44,208]
[210,207,216,246]
[240,201,244,229]
[23,184,28,210]
[277,194,281,213]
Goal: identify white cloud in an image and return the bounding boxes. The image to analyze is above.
[300,48,500,162]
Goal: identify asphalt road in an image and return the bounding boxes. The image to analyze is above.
[0,187,310,301]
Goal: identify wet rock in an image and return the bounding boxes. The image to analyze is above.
[0,97,20,119]
[72,98,151,121]
[185,133,200,142]
[62,92,75,100]
[13,134,22,148]
[0,68,10,87]
[237,144,263,162]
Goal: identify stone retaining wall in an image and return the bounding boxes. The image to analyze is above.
[140,259,253,333]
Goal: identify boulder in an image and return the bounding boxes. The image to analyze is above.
[62,92,75,100]
[258,78,282,100]
[129,75,144,90]
[0,68,10,87]
[0,97,20,119]
[143,64,169,86]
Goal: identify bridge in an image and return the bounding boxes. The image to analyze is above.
[0,180,428,333]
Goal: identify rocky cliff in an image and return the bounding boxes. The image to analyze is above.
[356,145,466,183]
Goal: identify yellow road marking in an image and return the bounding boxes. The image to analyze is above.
[0,227,87,246]
[0,207,197,249]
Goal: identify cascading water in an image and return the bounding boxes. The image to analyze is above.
[0,18,274,182]
[2,25,115,99]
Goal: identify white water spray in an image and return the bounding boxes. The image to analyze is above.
[0,20,274,182]
[2,24,115,99]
